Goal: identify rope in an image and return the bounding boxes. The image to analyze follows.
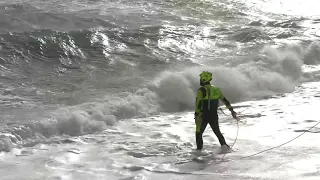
[222,115,239,159]
[219,107,320,160]
[239,120,320,160]
[219,107,241,159]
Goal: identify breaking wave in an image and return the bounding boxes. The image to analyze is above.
[1,2,320,152]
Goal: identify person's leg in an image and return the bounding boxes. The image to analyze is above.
[195,116,208,150]
[208,115,228,146]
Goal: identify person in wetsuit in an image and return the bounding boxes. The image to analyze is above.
[194,71,238,150]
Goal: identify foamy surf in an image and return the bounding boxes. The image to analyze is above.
[0,81,319,180]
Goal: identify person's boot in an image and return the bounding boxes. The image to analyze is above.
[221,144,230,151]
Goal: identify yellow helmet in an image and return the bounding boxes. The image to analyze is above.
[199,71,212,83]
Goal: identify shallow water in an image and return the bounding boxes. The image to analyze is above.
[1,81,320,180]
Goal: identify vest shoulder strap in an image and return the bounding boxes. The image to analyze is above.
[199,86,206,98]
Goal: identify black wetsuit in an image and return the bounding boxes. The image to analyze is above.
[195,84,233,149]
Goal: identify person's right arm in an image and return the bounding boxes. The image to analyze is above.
[218,88,238,119]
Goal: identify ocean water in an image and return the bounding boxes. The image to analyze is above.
[0,0,320,179]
